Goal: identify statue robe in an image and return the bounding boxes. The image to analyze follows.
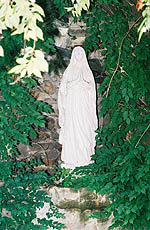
[58,47,98,169]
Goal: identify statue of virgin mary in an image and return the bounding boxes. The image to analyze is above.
[58,46,98,169]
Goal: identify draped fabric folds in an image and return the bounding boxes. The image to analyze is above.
[58,46,98,169]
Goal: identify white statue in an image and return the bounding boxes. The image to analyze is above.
[58,46,98,169]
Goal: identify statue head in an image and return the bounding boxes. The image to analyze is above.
[62,46,95,86]
[73,46,84,61]
[70,46,87,66]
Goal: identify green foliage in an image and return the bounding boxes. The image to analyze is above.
[0,28,64,229]
[0,31,52,160]
[63,2,150,229]
[0,160,65,230]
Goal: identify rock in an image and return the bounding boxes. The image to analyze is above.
[35,129,50,141]
[41,81,55,95]
[54,20,71,49]
[33,186,119,230]
[88,58,104,83]
[35,92,51,101]
[55,209,114,230]
[46,117,55,130]
[30,81,55,103]
[17,143,31,160]
[89,49,105,62]
[70,36,85,47]
[17,134,61,168]
[51,128,59,140]
[56,46,71,60]
[48,187,109,210]
[68,19,86,37]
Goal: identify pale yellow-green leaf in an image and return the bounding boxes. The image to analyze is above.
[8,65,24,74]
[15,0,27,10]
[35,26,43,40]
[10,13,20,29]
[76,6,82,16]
[0,0,46,79]
[23,47,33,56]
[28,19,36,30]
[70,0,90,16]
[26,20,43,41]
[138,2,145,11]
[20,68,27,78]
[30,0,36,3]
[72,10,76,17]
[0,3,8,19]
[0,2,4,8]
[34,50,48,72]
[11,23,25,35]
[16,57,28,65]
[82,4,88,11]
[32,3,45,16]
[27,29,37,41]
[138,17,147,32]
[5,4,13,16]
[27,59,33,76]
[20,7,32,19]
[24,26,31,41]
[32,56,48,73]
[0,21,6,34]
[34,13,43,22]
[5,16,13,29]
[65,7,74,12]
[0,45,4,56]
[32,66,42,78]
[138,30,143,42]
[36,57,49,72]
[142,8,147,17]
[34,50,45,59]
[86,0,90,8]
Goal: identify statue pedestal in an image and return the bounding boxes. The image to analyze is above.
[35,186,120,230]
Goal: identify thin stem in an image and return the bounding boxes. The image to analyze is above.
[106,16,142,98]
[31,40,36,57]
[135,123,150,148]
[24,39,26,50]
[33,39,36,51]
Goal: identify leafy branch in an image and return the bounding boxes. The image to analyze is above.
[0,0,49,81]
[136,0,150,41]
[66,0,90,16]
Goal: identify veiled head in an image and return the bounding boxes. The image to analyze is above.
[70,46,87,65]
[73,47,84,61]
[63,46,95,85]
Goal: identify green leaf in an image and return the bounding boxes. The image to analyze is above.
[123,111,128,120]
[125,95,129,103]
[101,50,107,56]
